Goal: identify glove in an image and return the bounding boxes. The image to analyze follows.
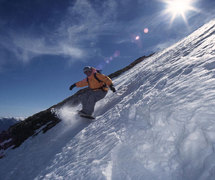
[109,84,116,92]
[69,84,76,90]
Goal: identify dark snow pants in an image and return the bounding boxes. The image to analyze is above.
[80,89,107,115]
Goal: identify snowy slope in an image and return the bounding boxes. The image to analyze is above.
[1,19,215,180]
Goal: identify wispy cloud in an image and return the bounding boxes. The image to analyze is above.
[58,0,118,44]
[0,34,86,66]
[0,0,118,66]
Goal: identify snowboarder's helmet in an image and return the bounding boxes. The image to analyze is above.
[83,66,92,73]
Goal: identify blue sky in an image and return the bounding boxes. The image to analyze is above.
[0,0,215,117]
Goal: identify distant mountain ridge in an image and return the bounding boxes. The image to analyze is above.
[0,118,21,133]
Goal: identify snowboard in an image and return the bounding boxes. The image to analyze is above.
[77,110,95,119]
[79,114,95,119]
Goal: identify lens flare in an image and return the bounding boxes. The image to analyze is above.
[96,50,121,70]
[113,50,120,57]
[135,36,140,40]
[144,28,149,33]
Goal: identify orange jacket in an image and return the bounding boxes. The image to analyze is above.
[75,69,113,91]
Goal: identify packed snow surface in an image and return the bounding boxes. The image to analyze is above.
[1,20,215,180]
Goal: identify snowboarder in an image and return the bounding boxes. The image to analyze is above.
[69,66,116,118]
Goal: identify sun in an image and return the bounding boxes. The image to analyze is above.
[162,0,198,25]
